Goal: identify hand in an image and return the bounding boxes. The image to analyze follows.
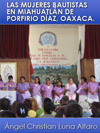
[22,91,25,94]
[12,89,16,91]
[91,92,95,95]
[57,94,60,97]
[2,89,7,91]
[2,88,6,90]
[93,92,97,95]
[24,89,28,92]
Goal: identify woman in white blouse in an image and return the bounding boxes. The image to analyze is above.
[65,77,77,100]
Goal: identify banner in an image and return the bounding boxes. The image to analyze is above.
[0,63,17,82]
[29,25,85,84]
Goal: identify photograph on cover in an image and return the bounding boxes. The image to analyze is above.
[0,24,100,118]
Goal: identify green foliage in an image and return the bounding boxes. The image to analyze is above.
[32,65,78,85]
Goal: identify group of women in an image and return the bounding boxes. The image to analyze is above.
[0,74,100,104]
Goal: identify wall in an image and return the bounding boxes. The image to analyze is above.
[29,25,85,65]
[81,59,94,82]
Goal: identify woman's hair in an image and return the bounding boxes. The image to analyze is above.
[0,111,16,118]
[43,98,55,114]
[67,100,77,105]
[81,77,87,82]
[44,98,52,103]
[8,75,13,80]
[24,99,32,110]
[20,76,25,80]
[16,103,28,118]
[46,78,50,81]
[64,103,83,118]
[10,101,20,114]
[90,75,95,79]
[31,98,39,111]
[60,96,69,105]
[57,80,63,87]
[35,76,41,85]
[68,77,73,81]
[43,99,55,114]
[1,98,10,110]
[55,108,65,118]
[92,102,100,117]
[0,75,2,81]
[0,99,1,110]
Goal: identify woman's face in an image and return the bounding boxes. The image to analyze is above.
[81,79,85,84]
[91,77,95,82]
[21,78,25,83]
[57,81,61,87]
[9,78,13,82]
[69,78,73,84]
[46,79,50,85]
[35,78,39,84]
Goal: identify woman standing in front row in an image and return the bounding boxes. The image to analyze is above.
[5,75,16,90]
[0,75,4,90]
[53,81,65,103]
[30,76,42,97]
[65,77,77,100]
[88,75,99,103]
[41,78,53,100]
[77,77,88,103]
[17,76,31,103]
